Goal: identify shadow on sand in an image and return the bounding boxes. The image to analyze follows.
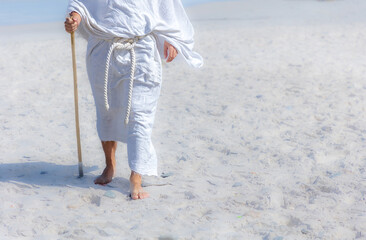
[0,161,131,195]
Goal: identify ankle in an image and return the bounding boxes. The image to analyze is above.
[130,171,141,181]
[105,159,116,169]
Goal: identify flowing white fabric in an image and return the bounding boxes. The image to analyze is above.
[66,0,202,176]
[67,0,203,68]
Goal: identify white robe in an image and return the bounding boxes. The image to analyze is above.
[67,0,202,176]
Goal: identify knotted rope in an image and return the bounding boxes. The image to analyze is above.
[104,37,144,125]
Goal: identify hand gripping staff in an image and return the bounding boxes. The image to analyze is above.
[70,31,84,178]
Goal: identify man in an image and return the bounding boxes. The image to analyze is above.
[64,0,202,200]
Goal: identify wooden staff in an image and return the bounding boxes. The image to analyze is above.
[70,31,84,178]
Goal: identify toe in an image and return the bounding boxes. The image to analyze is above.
[130,191,149,200]
[94,177,102,184]
[138,191,149,199]
[131,192,139,200]
[94,177,107,185]
[94,177,101,184]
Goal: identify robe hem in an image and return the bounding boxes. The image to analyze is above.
[130,167,158,177]
[99,137,127,144]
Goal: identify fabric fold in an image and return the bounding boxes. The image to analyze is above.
[67,0,203,68]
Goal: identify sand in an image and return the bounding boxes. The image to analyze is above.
[0,0,365,239]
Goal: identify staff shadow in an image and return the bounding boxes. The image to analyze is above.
[0,161,131,195]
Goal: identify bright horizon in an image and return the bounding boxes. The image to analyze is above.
[0,0,235,26]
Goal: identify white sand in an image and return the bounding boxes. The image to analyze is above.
[1,0,366,239]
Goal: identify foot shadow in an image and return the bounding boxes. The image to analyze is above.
[0,161,131,195]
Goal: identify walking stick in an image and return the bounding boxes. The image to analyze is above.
[70,31,84,178]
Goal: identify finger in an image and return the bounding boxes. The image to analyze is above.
[64,23,71,30]
[65,24,73,29]
[65,25,75,33]
[65,22,78,32]
[168,46,177,62]
[167,55,174,63]
[170,46,177,55]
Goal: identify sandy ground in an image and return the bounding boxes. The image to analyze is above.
[0,0,366,239]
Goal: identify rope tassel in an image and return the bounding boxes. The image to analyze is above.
[103,38,139,126]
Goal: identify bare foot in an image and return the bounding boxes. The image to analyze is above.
[130,171,149,200]
[96,141,117,185]
[94,166,114,185]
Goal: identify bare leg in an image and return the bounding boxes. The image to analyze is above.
[130,171,149,200]
[94,141,117,185]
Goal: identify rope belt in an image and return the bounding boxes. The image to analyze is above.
[104,36,146,125]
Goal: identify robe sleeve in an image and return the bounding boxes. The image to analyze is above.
[66,0,90,40]
[152,0,203,68]
[67,0,117,41]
